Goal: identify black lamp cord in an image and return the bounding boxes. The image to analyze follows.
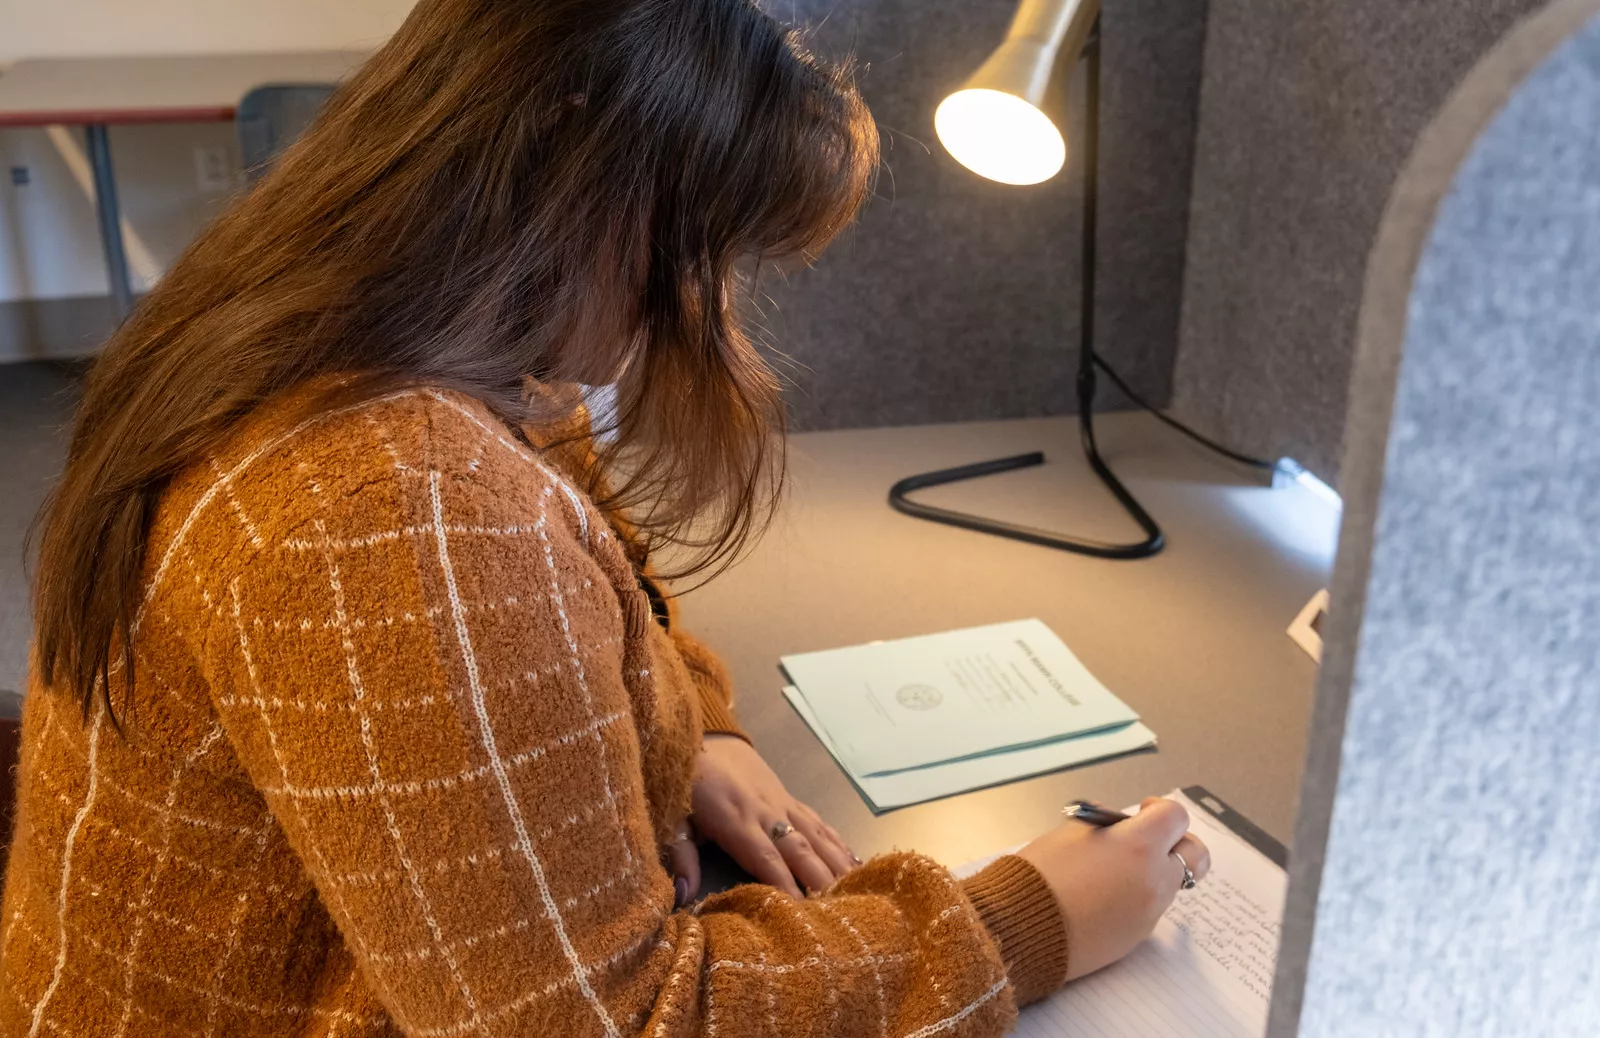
[1072,21,1270,480]
[1093,354,1276,472]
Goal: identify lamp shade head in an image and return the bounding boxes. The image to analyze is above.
[936,0,1098,186]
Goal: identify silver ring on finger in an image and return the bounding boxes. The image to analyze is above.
[1171,850,1197,891]
[768,820,796,842]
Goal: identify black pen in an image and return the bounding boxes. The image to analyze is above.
[1062,799,1130,827]
[1066,799,1200,890]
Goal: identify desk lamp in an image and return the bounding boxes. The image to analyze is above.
[889,0,1273,558]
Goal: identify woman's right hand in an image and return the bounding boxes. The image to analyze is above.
[1016,796,1211,981]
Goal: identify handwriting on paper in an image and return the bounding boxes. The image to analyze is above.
[1164,875,1282,1003]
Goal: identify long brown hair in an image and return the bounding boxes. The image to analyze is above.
[32,0,878,718]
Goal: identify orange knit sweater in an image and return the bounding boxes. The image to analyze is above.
[0,387,1068,1037]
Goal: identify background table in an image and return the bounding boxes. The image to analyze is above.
[675,412,1338,874]
[0,52,365,316]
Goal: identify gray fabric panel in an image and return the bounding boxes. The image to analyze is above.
[1172,0,1546,484]
[1,5,1206,433]
[757,0,1207,430]
[1271,2,1600,1033]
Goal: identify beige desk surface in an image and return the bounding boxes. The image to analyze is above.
[672,413,1338,871]
[0,52,366,127]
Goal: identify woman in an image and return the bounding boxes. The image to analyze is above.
[2,1,1209,1035]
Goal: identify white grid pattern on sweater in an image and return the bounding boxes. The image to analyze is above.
[205,410,632,1032]
[7,913,210,1038]
[217,637,620,715]
[250,707,625,801]
[761,950,779,1035]
[324,801,612,888]
[23,391,433,1034]
[421,390,592,537]
[783,890,841,1032]
[818,900,890,1038]
[648,915,703,1038]
[46,796,291,896]
[246,401,636,1026]
[45,730,268,838]
[213,459,266,551]
[229,576,380,965]
[43,865,966,1025]
[282,521,541,553]
[9,908,369,1024]
[13,389,655,1036]
[216,469,642,971]
[26,706,104,1038]
[75,877,278,960]
[901,978,1009,1038]
[403,922,666,1038]
[330,864,641,971]
[202,872,257,1035]
[60,871,633,985]
[209,582,603,632]
[316,516,490,1037]
[430,466,621,1038]
[114,724,225,1038]
[705,951,913,975]
[704,962,718,1038]
[364,412,411,475]
[14,389,1018,1038]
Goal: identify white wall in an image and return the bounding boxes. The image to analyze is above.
[1,0,418,65]
[0,0,420,315]
[0,123,239,303]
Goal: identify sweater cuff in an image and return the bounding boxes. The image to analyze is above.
[960,855,1070,1006]
[693,673,747,741]
[672,632,749,742]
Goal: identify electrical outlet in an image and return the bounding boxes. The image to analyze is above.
[194,146,233,192]
[8,166,28,187]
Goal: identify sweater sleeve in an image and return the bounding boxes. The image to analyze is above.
[669,629,748,741]
[519,383,749,744]
[202,400,1066,1038]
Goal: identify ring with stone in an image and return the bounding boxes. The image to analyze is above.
[1172,849,1197,890]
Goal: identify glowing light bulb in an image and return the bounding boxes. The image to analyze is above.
[935,89,1066,186]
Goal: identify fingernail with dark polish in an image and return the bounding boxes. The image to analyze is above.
[674,877,690,908]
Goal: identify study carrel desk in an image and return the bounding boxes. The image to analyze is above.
[674,412,1336,873]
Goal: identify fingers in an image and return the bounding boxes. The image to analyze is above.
[816,812,863,868]
[724,824,804,899]
[1171,833,1211,883]
[1126,797,1191,850]
[771,822,838,895]
[667,821,701,908]
[1127,797,1210,889]
[792,807,857,879]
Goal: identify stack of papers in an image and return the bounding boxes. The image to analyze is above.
[781,619,1156,812]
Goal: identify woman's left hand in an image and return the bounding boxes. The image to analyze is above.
[673,734,860,903]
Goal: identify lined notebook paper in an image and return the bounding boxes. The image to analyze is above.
[954,791,1287,1038]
